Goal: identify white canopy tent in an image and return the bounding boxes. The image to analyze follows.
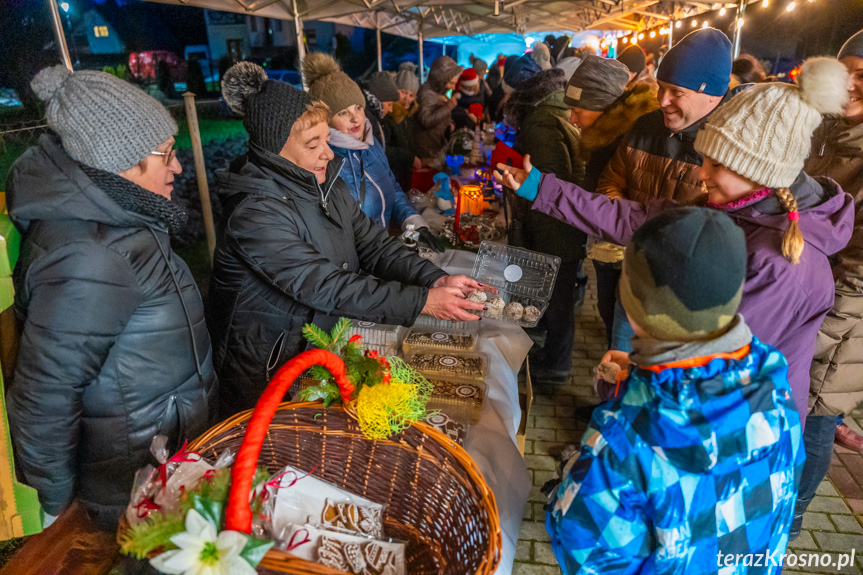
[48,0,763,78]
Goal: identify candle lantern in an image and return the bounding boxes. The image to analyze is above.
[459,184,484,215]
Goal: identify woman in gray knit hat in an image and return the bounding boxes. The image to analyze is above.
[415,55,463,160]
[5,65,217,530]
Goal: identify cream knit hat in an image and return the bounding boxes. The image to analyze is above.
[694,58,849,189]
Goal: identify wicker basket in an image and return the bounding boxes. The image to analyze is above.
[176,349,502,575]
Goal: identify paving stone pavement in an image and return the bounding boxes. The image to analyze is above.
[514,264,863,575]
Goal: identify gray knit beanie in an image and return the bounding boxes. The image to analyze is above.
[839,29,863,60]
[565,55,630,111]
[31,65,177,174]
[365,72,400,103]
[395,69,419,93]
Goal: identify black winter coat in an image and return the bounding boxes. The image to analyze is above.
[207,147,447,416]
[6,136,216,528]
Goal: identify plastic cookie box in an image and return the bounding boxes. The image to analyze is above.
[468,241,560,328]
[402,316,480,354]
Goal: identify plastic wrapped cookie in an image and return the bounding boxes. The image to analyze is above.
[522,305,541,324]
[505,302,524,320]
[467,290,488,303]
[486,297,505,318]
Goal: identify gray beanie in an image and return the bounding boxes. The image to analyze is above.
[839,29,863,60]
[365,71,400,103]
[395,69,419,93]
[564,55,630,111]
[31,65,177,174]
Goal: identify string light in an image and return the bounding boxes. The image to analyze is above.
[691,19,698,27]
[622,37,628,43]
[719,6,726,15]
[638,32,645,40]
[737,18,744,27]
[676,20,682,28]
[786,1,795,10]
[650,30,656,38]
[702,21,709,28]
[762,0,768,5]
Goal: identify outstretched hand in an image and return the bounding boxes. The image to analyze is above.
[493,155,533,191]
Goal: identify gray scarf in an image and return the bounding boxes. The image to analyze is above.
[629,315,753,367]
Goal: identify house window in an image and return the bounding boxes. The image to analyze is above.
[93,26,109,37]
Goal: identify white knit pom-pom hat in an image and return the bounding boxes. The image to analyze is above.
[694,57,850,189]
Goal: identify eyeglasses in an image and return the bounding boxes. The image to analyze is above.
[149,148,177,166]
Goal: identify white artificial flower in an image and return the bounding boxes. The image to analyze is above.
[150,509,256,575]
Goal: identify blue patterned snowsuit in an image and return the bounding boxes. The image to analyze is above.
[547,337,804,574]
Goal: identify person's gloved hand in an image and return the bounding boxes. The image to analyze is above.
[417,227,445,252]
[493,154,540,201]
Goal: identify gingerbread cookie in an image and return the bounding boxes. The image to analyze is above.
[318,537,349,571]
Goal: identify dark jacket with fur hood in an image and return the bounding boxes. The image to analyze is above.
[509,68,586,262]
[579,82,659,193]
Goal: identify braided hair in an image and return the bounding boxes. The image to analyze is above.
[773,187,804,265]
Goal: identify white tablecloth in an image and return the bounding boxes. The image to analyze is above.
[438,249,532,575]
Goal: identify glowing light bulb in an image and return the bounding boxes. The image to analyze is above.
[691,19,698,27]
[59,1,70,11]
[650,31,656,38]
[676,20,682,28]
[638,33,645,40]
[719,7,726,15]
[762,0,768,5]
[622,37,628,44]
[786,1,795,10]
[702,21,709,28]
[737,18,744,27]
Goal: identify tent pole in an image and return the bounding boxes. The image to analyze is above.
[732,0,746,59]
[418,24,424,83]
[376,23,383,71]
[46,0,73,71]
[292,0,307,89]
[183,92,216,265]
[668,20,674,50]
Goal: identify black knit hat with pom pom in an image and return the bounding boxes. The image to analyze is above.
[221,61,312,154]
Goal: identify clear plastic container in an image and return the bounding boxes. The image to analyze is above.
[426,376,486,424]
[402,316,479,353]
[423,407,470,446]
[469,241,561,328]
[348,320,404,357]
[405,350,489,380]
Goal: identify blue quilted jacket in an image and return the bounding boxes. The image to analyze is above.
[547,337,804,574]
[329,120,423,230]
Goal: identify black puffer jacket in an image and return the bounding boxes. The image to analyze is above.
[207,147,447,416]
[6,135,216,528]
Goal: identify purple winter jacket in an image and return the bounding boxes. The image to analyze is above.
[533,170,854,421]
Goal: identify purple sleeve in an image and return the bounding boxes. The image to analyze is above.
[532,172,675,246]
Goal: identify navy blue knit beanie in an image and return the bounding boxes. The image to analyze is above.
[504,54,541,91]
[657,28,732,97]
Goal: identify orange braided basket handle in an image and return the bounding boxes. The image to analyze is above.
[225,349,353,533]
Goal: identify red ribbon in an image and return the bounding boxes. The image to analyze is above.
[285,528,311,551]
[348,334,363,344]
[134,498,162,518]
[788,211,799,222]
[157,440,202,490]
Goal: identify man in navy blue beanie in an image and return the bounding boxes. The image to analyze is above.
[590,27,732,355]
